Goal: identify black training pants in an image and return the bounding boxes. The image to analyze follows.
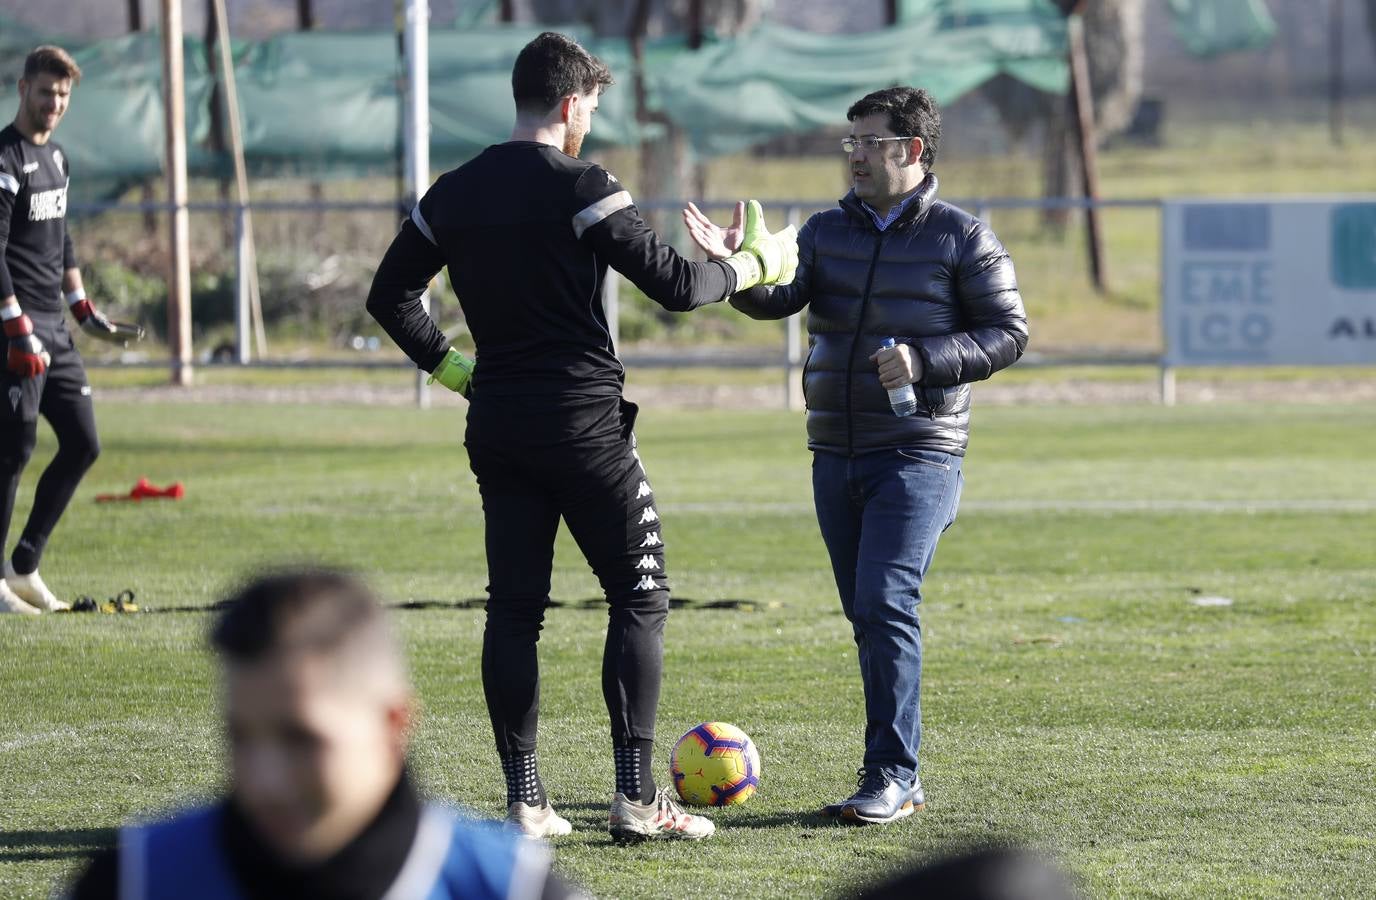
[0,313,100,573]
[465,395,669,754]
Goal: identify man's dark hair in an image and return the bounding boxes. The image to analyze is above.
[847,86,940,170]
[210,569,390,664]
[511,31,613,116]
[23,45,82,86]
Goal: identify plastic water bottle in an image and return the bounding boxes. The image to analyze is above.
[880,337,918,417]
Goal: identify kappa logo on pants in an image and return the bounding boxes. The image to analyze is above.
[640,531,661,548]
[636,480,652,498]
[634,555,659,571]
[8,387,19,411]
[638,506,658,524]
[634,575,660,591]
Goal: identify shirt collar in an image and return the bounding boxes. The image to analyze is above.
[861,186,924,232]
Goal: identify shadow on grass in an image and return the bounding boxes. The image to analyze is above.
[0,827,114,862]
[136,597,779,614]
[549,802,845,831]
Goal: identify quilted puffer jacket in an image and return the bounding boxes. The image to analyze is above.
[731,174,1028,456]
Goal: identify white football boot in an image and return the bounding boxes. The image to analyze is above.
[0,579,40,615]
[4,563,69,612]
[505,801,573,839]
[609,788,715,843]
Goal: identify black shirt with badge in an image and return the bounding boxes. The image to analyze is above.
[366,141,738,403]
[0,123,76,313]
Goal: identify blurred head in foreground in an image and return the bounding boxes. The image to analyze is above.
[854,847,1080,900]
[210,569,413,865]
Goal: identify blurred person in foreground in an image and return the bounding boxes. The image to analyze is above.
[685,86,1027,824]
[852,847,1080,900]
[0,45,143,615]
[366,31,796,842]
[66,569,581,899]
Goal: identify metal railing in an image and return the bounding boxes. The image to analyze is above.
[70,196,1166,407]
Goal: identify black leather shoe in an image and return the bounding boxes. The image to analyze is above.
[910,775,926,811]
[822,771,925,818]
[840,769,915,824]
[820,768,867,817]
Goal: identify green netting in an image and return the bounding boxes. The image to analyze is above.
[899,0,1278,58]
[1165,0,1277,57]
[654,16,1066,157]
[0,3,1273,193]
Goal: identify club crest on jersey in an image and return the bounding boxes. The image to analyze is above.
[52,149,64,171]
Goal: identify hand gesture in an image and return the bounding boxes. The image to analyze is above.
[682,201,744,260]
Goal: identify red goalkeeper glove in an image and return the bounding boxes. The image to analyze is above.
[67,291,145,345]
[3,311,49,378]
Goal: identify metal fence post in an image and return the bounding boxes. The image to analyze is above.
[1159,363,1176,406]
[784,204,804,411]
[234,203,250,364]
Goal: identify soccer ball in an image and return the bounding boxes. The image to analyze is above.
[670,722,760,806]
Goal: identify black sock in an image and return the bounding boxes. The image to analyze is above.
[11,538,41,576]
[500,751,546,808]
[614,739,657,804]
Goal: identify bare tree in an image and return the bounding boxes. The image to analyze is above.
[980,0,1145,226]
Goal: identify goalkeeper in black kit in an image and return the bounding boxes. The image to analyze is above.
[366,31,796,842]
[0,46,143,616]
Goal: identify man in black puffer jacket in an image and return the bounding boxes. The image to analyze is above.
[685,86,1027,825]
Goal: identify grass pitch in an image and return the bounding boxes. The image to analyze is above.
[1,392,1373,898]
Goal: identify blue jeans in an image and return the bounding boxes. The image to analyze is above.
[812,448,963,784]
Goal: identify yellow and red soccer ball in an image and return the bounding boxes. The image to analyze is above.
[670,722,760,806]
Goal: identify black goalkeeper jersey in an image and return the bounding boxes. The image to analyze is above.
[367,141,737,400]
[0,124,76,314]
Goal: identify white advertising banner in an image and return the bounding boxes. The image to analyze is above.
[1162,198,1376,366]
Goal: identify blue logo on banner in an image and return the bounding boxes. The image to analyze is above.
[1331,204,1376,290]
[1183,205,1270,252]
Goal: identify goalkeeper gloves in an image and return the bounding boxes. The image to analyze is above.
[428,347,475,397]
[67,290,145,345]
[3,310,49,378]
[723,200,799,291]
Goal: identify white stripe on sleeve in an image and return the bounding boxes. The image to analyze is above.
[380,805,453,900]
[410,205,437,245]
[0,172,19,195]
[572,190,633,239]
[118,826,146,900]
[506,837,552,900]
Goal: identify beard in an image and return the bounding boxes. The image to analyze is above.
[20,96,59,135]
[562,124,586,158]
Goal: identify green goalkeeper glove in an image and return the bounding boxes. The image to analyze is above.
[723,200,799,291]
[427,347,475,397]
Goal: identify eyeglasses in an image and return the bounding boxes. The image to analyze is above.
[841,136,916,153]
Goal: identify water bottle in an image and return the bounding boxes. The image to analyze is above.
[880,337,918,418]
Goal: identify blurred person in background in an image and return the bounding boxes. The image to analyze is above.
[0,45,142,616]
[366,30,795,842]
[684,86,1027,825]
[66,569,582,899]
